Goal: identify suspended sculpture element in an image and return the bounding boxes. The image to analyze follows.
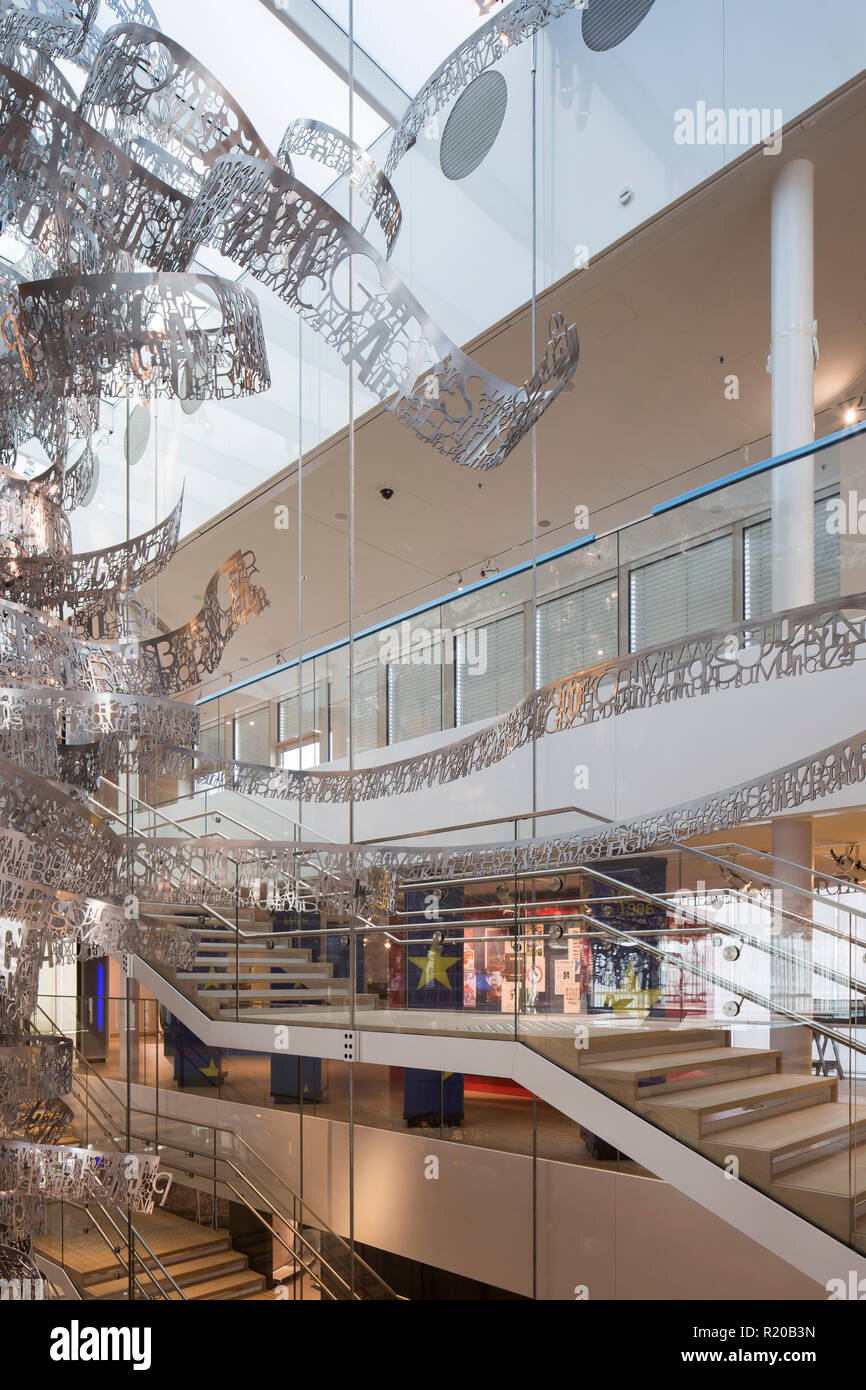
[278,118,402,258]
[382,0,581,177]
[0,62,191,270]
[0,0,586,1261]
[117,724,866,920]
[168,149,578,469]
[0,11,580,468]
[0,487,183,614]
[17,273,271,400]
[0,1137,170,1210]
[78,22,273,188]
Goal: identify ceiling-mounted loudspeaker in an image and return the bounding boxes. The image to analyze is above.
[439,70,508,181]
[79,452,100,509]
[178,358,207,415]
[582,0,656,52]
[124,402,151,466]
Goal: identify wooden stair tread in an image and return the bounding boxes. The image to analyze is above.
[183,967,332,981]
[144,1249,250,1286]
[193,953,311,964]
[85,1250,251,1299]
[36,1212,232,1283]
[704,1103,862,1153]
[638,1072,833,1114]
[166,1270,267,1300]
[582,1045,779,1080]
[200,985,349,998]
[221,996,378,1017]
[772,1147,866,1197]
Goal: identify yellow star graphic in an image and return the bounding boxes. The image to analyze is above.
[409,945,460,990]
[198,1059,220,1079]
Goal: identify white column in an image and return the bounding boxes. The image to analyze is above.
[770,159,816,612]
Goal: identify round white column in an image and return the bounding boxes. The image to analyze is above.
[770,158,816,613]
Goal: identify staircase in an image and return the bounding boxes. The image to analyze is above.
[145,907,378,1019]
[35,1210,270,1300]
[537,1022,866,1248]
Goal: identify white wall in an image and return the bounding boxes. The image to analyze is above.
[119,1078,826,1300]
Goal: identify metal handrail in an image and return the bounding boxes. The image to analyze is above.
[695,840,866,916]
[34,1000,396,1299]
[52,1198,175,1302]
[219,1178,339,1301]
[89,1201,187,1301]
[62,1203,158,1302]
[94,784,325,941]
[104,774,340,847]
[564,867,866,1055]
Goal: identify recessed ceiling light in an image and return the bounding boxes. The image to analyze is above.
[333,511,347,520]
[538,519,551,528]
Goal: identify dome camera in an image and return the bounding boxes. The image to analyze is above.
[379,487,395,500]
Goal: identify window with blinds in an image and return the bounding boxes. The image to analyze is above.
[456,611,524,726]
[629,535,733,651]
[198,722,221,758]
[387,660,443,744]
[743,495,840,619]
[194,721,221,788]
[351,664,381,752]
[233,705,270,765]
[277,687,322,745]
[536,580,618,686]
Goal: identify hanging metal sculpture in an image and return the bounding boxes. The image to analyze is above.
[0,0,584,1263]
[17,272,271,400]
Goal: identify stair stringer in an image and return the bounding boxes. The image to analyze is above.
[131,955,866,1290]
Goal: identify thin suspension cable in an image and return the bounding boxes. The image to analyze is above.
[347,0,356,1303]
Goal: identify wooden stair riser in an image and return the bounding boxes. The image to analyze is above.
[78,1237,232,1289]
[702,1111,866,1188]
[198,984,350,1001]
[582,1049,781,1105]
[574,1028,729,1067]
[638,1076,838,1145]
[217,996,379,1018]
[184,966,333,982]
[87,1250,254,1300]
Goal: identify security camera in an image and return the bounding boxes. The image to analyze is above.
[379,487,395,500]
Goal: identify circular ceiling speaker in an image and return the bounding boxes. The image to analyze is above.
[582,0,656,51]
[79,451,100,509]
[439,70,507,182]
[124,401,151,465]
[178,358,207,415]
